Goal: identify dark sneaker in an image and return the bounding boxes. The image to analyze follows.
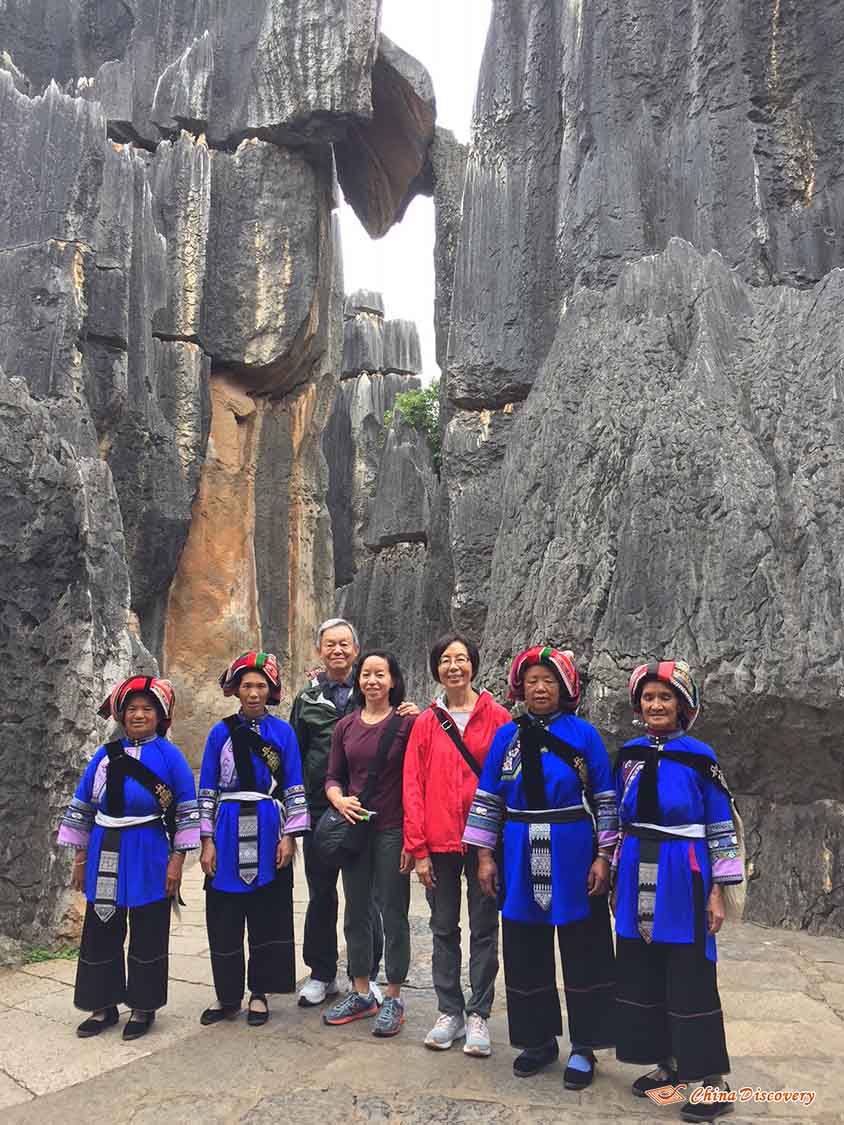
[372,996,405,1037]
[513,1039,559,1077]
[323,990,379,1026]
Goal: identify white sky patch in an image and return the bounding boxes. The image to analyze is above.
[338,0,492,382]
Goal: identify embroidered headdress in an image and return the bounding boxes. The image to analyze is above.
[628,659,700,729]
[507,645,580,708]
[98,676,175,733]
[219,651,282,705]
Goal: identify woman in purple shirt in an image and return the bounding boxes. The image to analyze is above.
[322,650,415,1038]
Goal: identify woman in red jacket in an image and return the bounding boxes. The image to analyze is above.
[403,633,510,1058]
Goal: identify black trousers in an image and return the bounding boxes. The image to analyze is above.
[74,898,171,1012]
[616,874,730,1080]
[502,894,616,1050]
[205,868,295,1005]
[302,830,383,982]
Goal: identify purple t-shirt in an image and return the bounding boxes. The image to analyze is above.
[325,710,415,831]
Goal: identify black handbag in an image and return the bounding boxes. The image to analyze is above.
[313,711,402,866]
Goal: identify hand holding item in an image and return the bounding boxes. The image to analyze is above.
[415,856,436,889]
[200,838,217,876]
[166,851,185,897]
[707,883,726,934]
[276,835,295,868]
[333,793,367,824]
[477,848,499,899]
[587,855,610,896]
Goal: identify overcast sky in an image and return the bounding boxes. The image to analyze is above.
[338,0,492,383]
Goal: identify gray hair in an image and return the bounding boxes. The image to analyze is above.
[316,617,360,649]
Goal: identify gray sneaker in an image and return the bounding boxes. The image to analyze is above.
[424,1012,466,1050]
[463,1012,491,1057]
[323,990,378,1026]
[372,996,405,1037]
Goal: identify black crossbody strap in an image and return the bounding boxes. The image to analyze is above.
[516,717,596,813]
[433,707,481,778]
[358,711,403,809]
[615,745,735,803]
[223,715,285,787]
[104,740,176,841]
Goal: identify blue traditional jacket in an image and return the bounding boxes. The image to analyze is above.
[199,712,309,893]
[58,735,199,908]
[614,733,742,961]
[463,713,617,926]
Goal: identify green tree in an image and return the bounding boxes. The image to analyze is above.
[383,381,441,472]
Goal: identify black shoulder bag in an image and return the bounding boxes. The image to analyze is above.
[313,711,403,867]
[434,708,482,777]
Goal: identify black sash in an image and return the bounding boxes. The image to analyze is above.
[433,708,481,778]
[614,742,735,823]
[514,715,595,813]
[223,715,285,790]
[105,739,175,839]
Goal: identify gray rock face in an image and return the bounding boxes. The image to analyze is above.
[436,0,844,932]
[345,288,385,319]
[476,238,844,926]
[431,127,467,376]
[383,318,422,376]
[0,0,381,147]
[335,34,435,239]
[342,309,384,377]
[366,416,435,549]
[0,368,133,950]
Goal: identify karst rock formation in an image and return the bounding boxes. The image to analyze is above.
[437,0,844,933]
[0,0,436,954]
[1,0,842,952]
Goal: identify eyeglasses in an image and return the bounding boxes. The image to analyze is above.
[438,655,471,667]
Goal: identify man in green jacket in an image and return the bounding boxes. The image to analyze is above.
[290,618,384,1006]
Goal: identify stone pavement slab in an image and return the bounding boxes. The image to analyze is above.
[2,853,844,1123]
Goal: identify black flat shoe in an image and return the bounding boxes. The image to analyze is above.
[200,1003,241,1026]
[632,1065,679,1098]
[122,1009,155,1041]
[76,1006,120,1038]
[513,1039,559,1077]
[681,1085,734,1122]
[247,993,269,1027]
[564,1050,596,1090]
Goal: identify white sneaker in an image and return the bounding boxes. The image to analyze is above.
[297,976,339,1007]
[369,979,384,1005]
[424,1012,466,1050]
[463,1013,491,1057]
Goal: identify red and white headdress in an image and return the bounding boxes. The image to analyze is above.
[508,645,580,707]
[628,659,700,729]
[219,651,282,705]
[98,676,176,733]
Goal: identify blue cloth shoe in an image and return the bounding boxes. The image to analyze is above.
[372,996,405,1037]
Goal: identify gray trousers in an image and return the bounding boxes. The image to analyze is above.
[426,850,499,1019]
[341,827,410,985]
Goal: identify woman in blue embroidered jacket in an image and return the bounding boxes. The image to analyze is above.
[57,676,199,1041]
[198,651,309,1027]
[463,646,618,1090]
[613,659,743,1123]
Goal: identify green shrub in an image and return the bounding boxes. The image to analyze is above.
[384,381,441,472]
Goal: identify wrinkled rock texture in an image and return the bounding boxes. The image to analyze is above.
[437,0,844,932]
[0,367,133,954]
[325,294,444,698]
[0,5,438,940]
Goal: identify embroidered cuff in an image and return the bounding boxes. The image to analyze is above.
[198,788,218,838]
[281,784,310,836]
[463,788,504,851]
[712,856,744,884]
[58,796,95,846]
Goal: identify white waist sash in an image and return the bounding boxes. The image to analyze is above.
[218,791,275,803]
[631,821,705,838]
[95,812,162,828]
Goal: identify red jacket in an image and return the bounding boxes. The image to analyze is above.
[403,691,511,858]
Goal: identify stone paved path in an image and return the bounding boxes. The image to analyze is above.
[2,855,844,1123]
